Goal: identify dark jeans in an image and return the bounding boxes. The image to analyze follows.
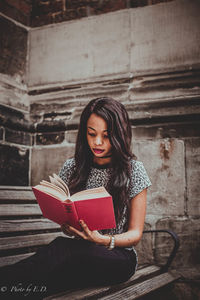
[0,236,137,299]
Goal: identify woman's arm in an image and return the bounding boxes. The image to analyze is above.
[109,188,147,248]
[62,188,147,248]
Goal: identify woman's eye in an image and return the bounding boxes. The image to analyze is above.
[104,135,109,139]
[88,132,95,137]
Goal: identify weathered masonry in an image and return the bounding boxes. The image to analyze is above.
[0,0,200,298]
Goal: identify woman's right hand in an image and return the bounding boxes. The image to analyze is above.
[61,223,76,238]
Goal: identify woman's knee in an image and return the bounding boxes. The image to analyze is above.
[48,236,71,249]
[50,236,66,244]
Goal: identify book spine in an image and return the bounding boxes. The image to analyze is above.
[62,201,81,230]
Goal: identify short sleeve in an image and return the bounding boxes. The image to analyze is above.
[128,160,152,199]
[58,158,76,185]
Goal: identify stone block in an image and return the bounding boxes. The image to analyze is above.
[133,139,185,216]
[65,130,77,144]
[155,218,200,268]
[28,18,93,86]
[5,128,32,146]
[28,9,130,86]
[0,75,29,111]
[0,104,31,131]
[130,0,200,75]
[31,143,75,185]
[127,95,200,122]
[29,80,129,117]
[185,138,200,216]
[0,144,29,186]
[36,132,65,145]
[89,9,130,78]
[131,121,200,140]
[128,70,200,104]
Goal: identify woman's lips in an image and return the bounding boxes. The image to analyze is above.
[93,148,105,154]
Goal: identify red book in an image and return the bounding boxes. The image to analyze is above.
[32,174,116,231]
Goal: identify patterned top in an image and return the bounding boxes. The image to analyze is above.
[59,158,151,238]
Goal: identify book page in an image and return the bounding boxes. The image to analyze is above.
[51,174,70,197]
[40,181,67,197]
[34,184,68,201]
[49,176,68,195]
[71,186,110,201]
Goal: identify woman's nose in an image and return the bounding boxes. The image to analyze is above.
[95,136,103,146]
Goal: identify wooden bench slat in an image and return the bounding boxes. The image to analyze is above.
[99,272,180,300]
[43,265,161,300]
[0,204,41,216]
[0,232,65,250]
[0,252,35,267]
[0,189,35,201]
[0,186,32,190]
[0,218,60,232]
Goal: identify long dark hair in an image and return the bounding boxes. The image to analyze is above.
[69,97,135,221]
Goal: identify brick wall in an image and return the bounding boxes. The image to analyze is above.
[0,0,174,27]
[0,0,32,26]
[0,17,27,78]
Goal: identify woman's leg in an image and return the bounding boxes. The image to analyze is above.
[66,239,137,287]
[0,236,77,298]
[41,237,137,296]
[0,236,137,298]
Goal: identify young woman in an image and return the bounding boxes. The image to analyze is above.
[0,97,151,299]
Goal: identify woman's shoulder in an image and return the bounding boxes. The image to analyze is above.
[129,159,145,171]
[58,157,76,183]
[128,158,152,198]
[61,157,76,169]
[129,158,150,180]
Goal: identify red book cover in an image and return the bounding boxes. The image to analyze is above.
[32,186,116,231]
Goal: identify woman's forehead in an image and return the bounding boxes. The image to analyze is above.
[87,113,108,131]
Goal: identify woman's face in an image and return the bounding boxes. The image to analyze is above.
[87,113,112,163]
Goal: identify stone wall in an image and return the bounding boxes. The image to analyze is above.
[0,0,200,271]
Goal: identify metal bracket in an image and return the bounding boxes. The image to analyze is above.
[143,229,180,271]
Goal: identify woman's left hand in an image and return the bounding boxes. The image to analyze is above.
[65,220,108,245]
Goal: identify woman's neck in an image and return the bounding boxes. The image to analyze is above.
[93,155,112,166]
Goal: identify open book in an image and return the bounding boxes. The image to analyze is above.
[32,173,116,231]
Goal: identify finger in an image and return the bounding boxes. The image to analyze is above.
[79,220,91,236]
[68,225,86,239]
[61,224,75,237]
[62,227,73,236]
[61,223,70,231]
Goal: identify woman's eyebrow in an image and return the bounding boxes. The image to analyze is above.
[88,126,108,132]
[88,126,95,131]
